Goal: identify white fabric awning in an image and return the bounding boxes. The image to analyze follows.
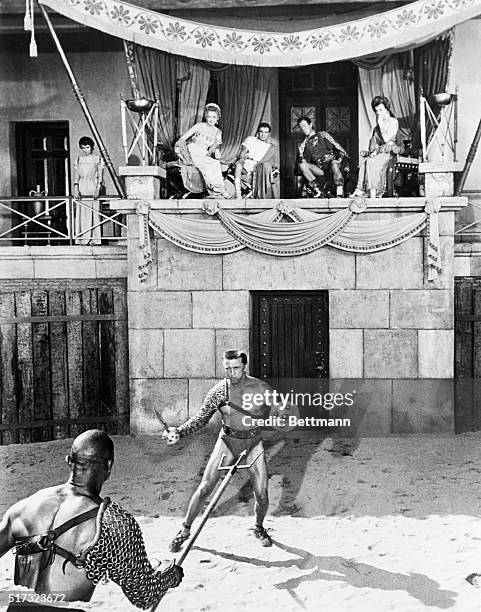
[38,0,481,66]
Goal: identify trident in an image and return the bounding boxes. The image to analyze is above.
[150,407,263,611]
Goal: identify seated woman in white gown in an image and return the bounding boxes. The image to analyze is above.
[174,103,229,198]
[353,95,401,199]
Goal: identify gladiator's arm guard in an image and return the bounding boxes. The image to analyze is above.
[84,501,182,610]
[177,381,227,438]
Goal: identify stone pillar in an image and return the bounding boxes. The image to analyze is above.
[119,166,166,200]
[419,162,462,197]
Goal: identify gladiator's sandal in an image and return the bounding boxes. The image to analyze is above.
[169,523,191,553]
[253,525,272,547]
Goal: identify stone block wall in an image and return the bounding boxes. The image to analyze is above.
[127,211,456,435]
[0,246,127,280]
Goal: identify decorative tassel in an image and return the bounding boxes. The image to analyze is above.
[136,201,152,282]
[29,0,37,57]
[24,0,31,31]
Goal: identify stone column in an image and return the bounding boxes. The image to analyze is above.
[419,162,462,197]
[119,166,166,200]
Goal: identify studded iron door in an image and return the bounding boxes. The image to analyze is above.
[251,291,329,379]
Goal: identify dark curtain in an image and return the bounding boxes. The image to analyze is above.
[132,45,177,159]
[353,56,391,70]
[357,51,416,145]
[177,57,211,136]
[218,66,274,163]
[414,31,454,145]
[126,46,212,160]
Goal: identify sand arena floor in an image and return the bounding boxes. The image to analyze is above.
[1,431,481,611]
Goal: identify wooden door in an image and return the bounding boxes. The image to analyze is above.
[279,62,358,197]
[454,277,481,433]
[251,291,329,420]
[16,122,70,239]
[251,291,329,379]
[0,279,129,445]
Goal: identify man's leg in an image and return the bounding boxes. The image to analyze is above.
[247,441,272,547]
[353,157,367,196]
[170,437,234,552]
[330,160,345,197]
[299,162,324,197]
[234,161,244,198]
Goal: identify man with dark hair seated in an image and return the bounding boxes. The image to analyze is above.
[233,123,278,199]
[0,429,183,610]
[296,116,348,198]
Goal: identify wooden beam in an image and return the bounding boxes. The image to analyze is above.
[0,0,407,14]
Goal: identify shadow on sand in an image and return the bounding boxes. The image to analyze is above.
[195,539,457,610]
[214,429,362,518]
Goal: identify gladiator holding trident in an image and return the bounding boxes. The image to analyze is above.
[164,349,278,551]
[0,430,183,610]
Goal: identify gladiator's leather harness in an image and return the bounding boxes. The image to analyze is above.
[14,499,110,574]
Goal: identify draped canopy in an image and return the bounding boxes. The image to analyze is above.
[39,0,481,67]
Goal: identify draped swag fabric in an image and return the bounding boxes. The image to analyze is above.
[136,201,442,280]
[39,0,481,67]
[216,207,354,254]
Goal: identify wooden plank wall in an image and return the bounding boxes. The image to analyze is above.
[0,279,129,444]
[454,277,481,433]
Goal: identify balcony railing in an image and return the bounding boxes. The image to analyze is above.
[0,196,126,245]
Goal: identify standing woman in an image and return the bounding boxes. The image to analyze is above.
[353,95,400,199]
[73,136,104,244]
[175,103,229,198]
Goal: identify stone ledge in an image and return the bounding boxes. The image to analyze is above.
[110,196,468,215]
[0,246,128,280]
[119,165,166,178]
[0,245,127,258]
[419,162,462,173]
[455,243,481,253]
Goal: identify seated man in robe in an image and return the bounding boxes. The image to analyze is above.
[295,116,348,198]
[234,123,278,199]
